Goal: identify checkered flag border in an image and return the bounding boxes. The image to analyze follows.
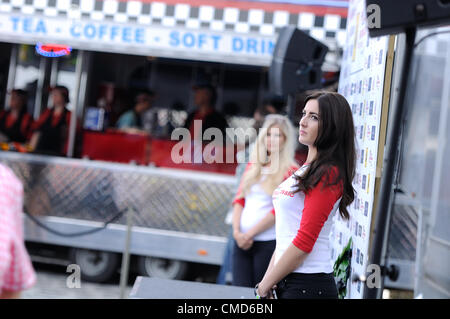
[1,0,347,46]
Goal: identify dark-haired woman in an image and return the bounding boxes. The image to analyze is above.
[0,89,32,143]
[29,86,73,156]
[255,91,356,299]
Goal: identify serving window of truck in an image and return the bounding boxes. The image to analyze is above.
[0,0,348,282]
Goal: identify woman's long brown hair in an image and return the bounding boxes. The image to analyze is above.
[293,91,356,220]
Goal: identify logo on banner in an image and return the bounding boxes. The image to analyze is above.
[354,196,360,211]
[369,100,374,115]
[36,42,72,57]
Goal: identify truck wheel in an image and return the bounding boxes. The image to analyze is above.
[69,248,120,283]
[137,256,188,280]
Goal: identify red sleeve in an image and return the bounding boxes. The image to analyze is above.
[271,163,300,216]
[232,162,253,208]
[31,109,51,132]
[292,166,343,253]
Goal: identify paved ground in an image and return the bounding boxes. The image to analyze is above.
[21,262,412,299]
[21,263,133,299]
[20,259,220,299]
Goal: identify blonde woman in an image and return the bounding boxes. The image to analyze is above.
[231,114,299,287]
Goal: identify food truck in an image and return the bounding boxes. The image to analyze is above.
[0,0,348,282]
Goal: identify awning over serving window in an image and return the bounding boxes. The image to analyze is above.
[0,0,347,68]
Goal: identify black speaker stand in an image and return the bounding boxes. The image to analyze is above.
[286,93,296,122]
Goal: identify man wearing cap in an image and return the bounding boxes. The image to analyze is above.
[184,83,228,141]
[0,89,32,144]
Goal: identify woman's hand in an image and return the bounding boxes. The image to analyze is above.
[256,282,277,299]
[233,231,254,250]
[28,132,40,152]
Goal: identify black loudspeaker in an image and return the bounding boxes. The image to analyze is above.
[366,0,450,37]
[269,26,329,95]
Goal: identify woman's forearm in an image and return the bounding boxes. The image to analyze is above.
[232,203,254,250]
[258,244,309,296]
[28,132,40,150]
[245,212,275,239]
[231,203,244,235]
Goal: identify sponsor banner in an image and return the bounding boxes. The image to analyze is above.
[0,13,276,65]
[331,0,390,299]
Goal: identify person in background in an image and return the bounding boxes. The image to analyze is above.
[29,85,73,156]
[0,163,36,298]
[255,91,356,299]
[261,94,285,115]
[231,114,299,288]
[116,90,155,132]
[184,83,228,141]
[216,104,280,285]
[0,89,32,143]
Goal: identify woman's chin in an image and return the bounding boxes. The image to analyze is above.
[298,138,309,146]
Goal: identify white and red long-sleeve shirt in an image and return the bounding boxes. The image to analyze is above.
[272,164,343,274]
[0,164,36,294]
[233,162,299,241]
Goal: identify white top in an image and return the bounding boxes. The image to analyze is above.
[240,179,276,241]
[272,165,341,273]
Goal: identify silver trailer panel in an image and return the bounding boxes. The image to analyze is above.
[1,151,235,264]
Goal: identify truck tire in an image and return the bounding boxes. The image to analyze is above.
[137,256,188,280]
[69,248,120,283]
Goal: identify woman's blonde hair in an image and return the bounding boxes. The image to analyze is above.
[239,114,297,197]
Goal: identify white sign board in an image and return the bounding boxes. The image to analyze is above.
[331,0,390,299]
[0,13,276,66]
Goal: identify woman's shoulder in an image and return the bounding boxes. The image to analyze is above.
[290,161,301,172]
[41,108,53,116]
[281,162,301,179]
[35,108,52,123]
[317,164,342,191]
[22,111,32,119]
[323,164,340,178]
